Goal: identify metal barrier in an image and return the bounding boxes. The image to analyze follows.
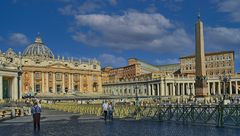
[42,102,240,127]
[133,104,240,127]
[0,107,31,120]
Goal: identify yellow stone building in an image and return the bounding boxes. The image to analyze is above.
[180,51,235,77]
[0,35,102,99]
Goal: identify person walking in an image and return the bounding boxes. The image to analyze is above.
[108,102,114,121]
[31,101,42,131]
[102,101,108,121]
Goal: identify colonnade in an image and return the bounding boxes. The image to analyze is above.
[103,77,240,97]
[0,71,21,100]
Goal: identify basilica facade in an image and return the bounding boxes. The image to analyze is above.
[0,35,102,99]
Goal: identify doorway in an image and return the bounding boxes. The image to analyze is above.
[36,84,41,93]
[57,85,61,93]
[3,79,10,99]
[65,87,68,93]
[74,85,78,91]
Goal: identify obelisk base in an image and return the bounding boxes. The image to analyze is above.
[194,77,209,104]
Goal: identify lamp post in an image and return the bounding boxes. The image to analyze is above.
[218,73,231,127]
[219,74,231,104]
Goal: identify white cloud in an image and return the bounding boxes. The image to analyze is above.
[8,33,29,46]
[58,0,105,15]
[205,27,240,50]
[155,58,179,65]
[73,11,193,54]
[216,0,240,22]
[98,53,127,68]
[77,0,103,14]
[58,4,76,15]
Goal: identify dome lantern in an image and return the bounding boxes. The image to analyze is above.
[34,36,43,44]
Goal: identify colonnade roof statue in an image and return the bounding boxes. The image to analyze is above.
[23,35,54,58]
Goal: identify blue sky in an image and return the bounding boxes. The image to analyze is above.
[0,0,239,72]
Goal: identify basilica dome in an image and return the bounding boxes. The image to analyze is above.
[23,36,54,58]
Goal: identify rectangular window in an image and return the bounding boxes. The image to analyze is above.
[35,72,41,79]
[56,73,62,80]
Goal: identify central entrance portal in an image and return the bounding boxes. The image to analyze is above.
[56,85,61,93]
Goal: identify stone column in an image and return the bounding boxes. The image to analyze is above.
[208,82,210,95]
[212,82,216,95]
[12,77,18,100]
[31,72,35,92]
[177,83,180,96]
[218,82,221,95]
[79,74,82,92]
[132,85,134,96]
[46,73,49,93]
[157,83,160,96]
[18,75,22,99]
[192,83,195,95]
[148,84,151,96]
[173,83,176,96]
[187,83,190,95]
[150,84,153,96]
[62,73,65,93]
[229,80,232,95]
[125,86,128,95]
[160,81,164,96]
[182,83,185,95]
[42,73,45,93]
[181,83,183,95]
[0,76,3,99]
[52,72,56,93]
[97,75,102,93]
[71,74,74,91]
[169,83,173,96]
[236,81,238,95]
[68,74,71,91]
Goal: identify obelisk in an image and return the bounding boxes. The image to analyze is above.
[195,15,208,97]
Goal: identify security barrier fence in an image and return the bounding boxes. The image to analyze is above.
[42,102,240,127]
